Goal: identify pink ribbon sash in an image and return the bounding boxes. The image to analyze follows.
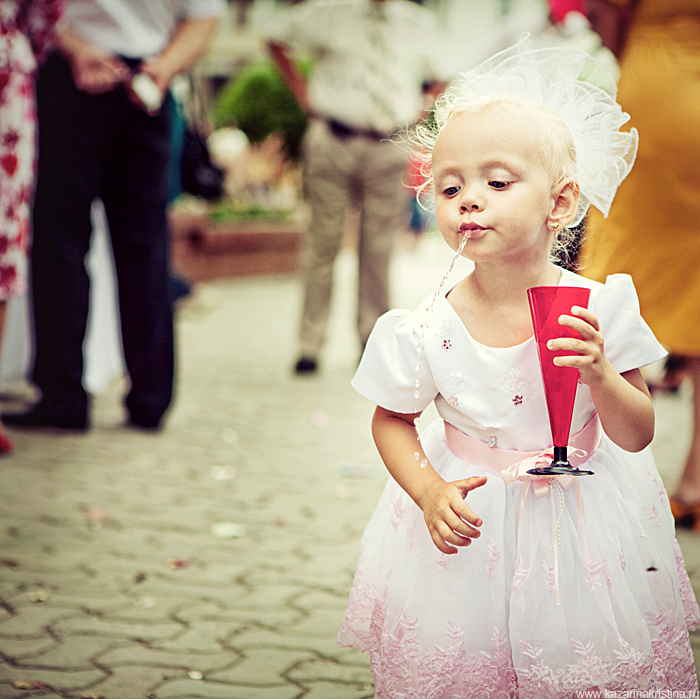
[444,414,603,488]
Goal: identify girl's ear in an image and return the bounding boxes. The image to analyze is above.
[548,179,580,230]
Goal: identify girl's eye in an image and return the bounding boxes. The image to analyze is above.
[489,180,511,190]
[444,186,460,196]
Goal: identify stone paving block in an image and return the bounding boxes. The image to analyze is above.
[288,658,374,685]
[0,607,79,639]
[293,590,350,612]
[206,648,315,684]
[284,607,347,638]
[0,637,57,661]
[0,682,59,699]
[169,602,229,624]
[82,664,173,697]
[11,637,120,670]
[50,615,183,642]
[206,607,303,628]
[155,678,301,699]
[228,628,363,660]
[96,642,236,672]
[232,584,309,611]
[301,681,375,699]
[150,623,244,654]
[0,665,105,692]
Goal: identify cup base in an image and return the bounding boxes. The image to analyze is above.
[527,462,594,477]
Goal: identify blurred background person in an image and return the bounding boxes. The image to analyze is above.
[265,0,449,376]
[0,0,63,453]
[3,0,225,433]
[580,0,700,526]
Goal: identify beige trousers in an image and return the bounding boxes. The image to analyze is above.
[298,119,409,359]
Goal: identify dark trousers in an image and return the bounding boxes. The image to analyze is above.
[31,52,174,426]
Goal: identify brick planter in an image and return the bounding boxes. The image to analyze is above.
[170,210,306,281]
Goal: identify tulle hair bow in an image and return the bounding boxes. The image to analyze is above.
[412,36,638,227]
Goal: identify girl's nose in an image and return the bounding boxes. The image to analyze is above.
[459,187,483,212]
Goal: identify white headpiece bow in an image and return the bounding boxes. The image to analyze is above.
[418,37,638,227]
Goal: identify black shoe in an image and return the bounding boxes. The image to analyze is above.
[127,414,163,432]
[294,357,318,375]
[2,402,89,431]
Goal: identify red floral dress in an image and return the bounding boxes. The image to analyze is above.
[0,0,62,300]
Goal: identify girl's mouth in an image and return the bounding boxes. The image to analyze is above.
[459,223,486,239]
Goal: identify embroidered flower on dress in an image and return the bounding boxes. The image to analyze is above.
[486,538,502,578]
[643,503,663,527]
[636,522,649,540]
[389,489,409,532]
[436,553,450,570]
[647,468,666,503]
[615,537,627,572]
[447,394,459,408]
[583,556,611,592]
[505,368,525,407]
[512,554,527,591]
[542,555,555,594]
[442,338,452,350]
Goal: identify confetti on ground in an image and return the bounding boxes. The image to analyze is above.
[210,464,236,480]
[335,485,352,500]
[82,507,107,522]
[211,522,246,539]
[187,670,204,680]
[310,409,329,426]
[135,596,158,608]
[27,589,51,603]
[221,427,238,445]
[166,558,188,569]
[12,681,49,690]
[338,462,378,479]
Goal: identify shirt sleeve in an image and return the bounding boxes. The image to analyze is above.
[261,1,319,49]
[181,0,227,19]
[351,308,438,415]
[590,273,667,374]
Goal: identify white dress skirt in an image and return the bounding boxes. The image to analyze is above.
[338,270,699,698]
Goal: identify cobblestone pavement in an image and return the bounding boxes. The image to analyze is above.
[1,236,699,698]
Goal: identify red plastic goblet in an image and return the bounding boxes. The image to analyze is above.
[527,286,594,477]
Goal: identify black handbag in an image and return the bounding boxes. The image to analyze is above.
[180,127,224,200]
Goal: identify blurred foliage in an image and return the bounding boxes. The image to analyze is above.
[208,201,292,223]
[212,57,312,161]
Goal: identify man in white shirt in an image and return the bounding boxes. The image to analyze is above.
[4,0,225,431]
[266,0,448,375]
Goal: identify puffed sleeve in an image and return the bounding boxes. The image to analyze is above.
[590,274,667,374]
[352,309,438,415]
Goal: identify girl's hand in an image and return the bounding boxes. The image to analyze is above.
[419,476,486,554]
[548,306,613,387]
[548,306,655,452]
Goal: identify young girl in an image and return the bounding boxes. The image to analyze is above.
[338,41,699,698]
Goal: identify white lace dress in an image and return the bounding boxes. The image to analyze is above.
[338,269,699,698]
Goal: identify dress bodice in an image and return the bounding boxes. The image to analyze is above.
[352,270,666,451]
